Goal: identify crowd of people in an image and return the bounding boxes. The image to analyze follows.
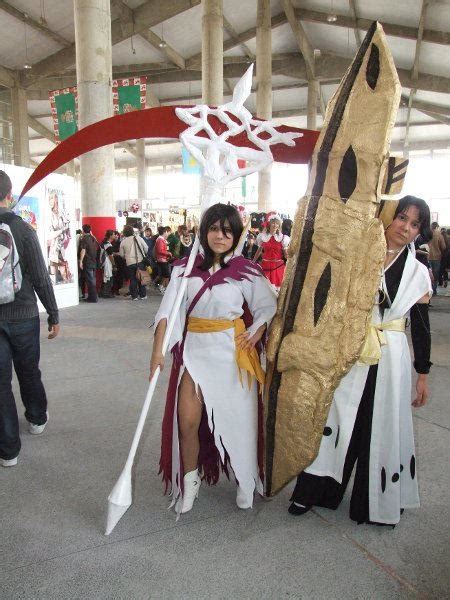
[76,210,294,302]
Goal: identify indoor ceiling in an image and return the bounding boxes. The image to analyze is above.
[0,0,449,169]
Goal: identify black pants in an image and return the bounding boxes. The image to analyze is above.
[84,267,98,302]
[0,317,48,460]
[291,365,377,524]
[125,263,146,299]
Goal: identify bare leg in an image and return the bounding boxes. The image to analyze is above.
[178,370,203,474]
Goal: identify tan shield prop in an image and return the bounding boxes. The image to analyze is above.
[264,22,403,497]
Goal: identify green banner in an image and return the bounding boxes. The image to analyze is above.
[118,85,141,114]
[55,92,77,141]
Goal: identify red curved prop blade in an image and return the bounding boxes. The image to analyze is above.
[20,105,319,198]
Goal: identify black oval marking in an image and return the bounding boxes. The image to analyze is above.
[381,467,386,493]
[410,455,416,479]
[323,426,332,436]
[400,464,404,472]
[334,425,340,448]
[392,473,399,483]
[314,262,332,325]
[366,43,380,90]
[338,145,357,203]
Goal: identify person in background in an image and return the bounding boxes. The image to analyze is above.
[142,227,155,257]
[172,225,193,259]
[119,225,149,301]
[76,229,85,299]
[167,225,180,257]
[78,224,99,303]
[428,222,446,296]
[242,232,258,261]
[254,213,289,292]
[0,170,59,468]
[282,218,292,237]
[100,230,116,298]
[438,227,448,288]
[154,226,172,294]
[111,230,125,295]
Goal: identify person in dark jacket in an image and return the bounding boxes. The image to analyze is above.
[0,170,59,467]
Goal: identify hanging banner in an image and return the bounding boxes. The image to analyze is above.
[181,147,201,174]
[112,77,147,114]
[241,176,247,198]
[49,87,78,142]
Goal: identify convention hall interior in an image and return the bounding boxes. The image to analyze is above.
[0,1,449,598]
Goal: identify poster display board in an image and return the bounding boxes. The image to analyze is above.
[2,164,79,311]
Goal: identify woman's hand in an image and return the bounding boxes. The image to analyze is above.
[150,352,164,380]
[412,374,429,407]
[236,324,266,352]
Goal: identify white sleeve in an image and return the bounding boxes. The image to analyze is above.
[256,233,263,247]
[240,273,278,337]
[153,265,187,351]
[282,235,290,249]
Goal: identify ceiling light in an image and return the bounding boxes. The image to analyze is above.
[23,63,32,70]
[327,14,338,23]
[158,40,167,49]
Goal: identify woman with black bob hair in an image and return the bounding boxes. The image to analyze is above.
[151,203,277,517]
[395,195,432,242]
[289,194,433,527]
[198,203,243,270]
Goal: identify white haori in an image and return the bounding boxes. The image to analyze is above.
[305,249,432,524]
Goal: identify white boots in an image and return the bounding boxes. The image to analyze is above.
[177,470,201,514]
[236,486,253,509]
[175,471,253,514]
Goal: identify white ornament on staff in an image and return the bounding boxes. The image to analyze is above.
[105,64,303,535]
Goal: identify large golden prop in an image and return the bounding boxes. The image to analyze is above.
[265,22,403,496]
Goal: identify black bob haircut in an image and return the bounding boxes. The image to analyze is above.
[394,195,432,243]
[199,203,243,270]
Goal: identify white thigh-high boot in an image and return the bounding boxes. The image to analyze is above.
[236,485,253,509]
[178,470,201,513]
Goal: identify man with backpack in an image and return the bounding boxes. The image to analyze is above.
[0,170,59,467]
[78,223,99,303]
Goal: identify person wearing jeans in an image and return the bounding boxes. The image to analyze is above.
[0,318,48,460]
[0,170,59,467]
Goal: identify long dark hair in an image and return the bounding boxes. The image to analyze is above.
[395,195,432,242]
[199,203,243,270]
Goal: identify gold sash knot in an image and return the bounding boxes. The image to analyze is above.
[358,318,406,366]
[187,316,265,389]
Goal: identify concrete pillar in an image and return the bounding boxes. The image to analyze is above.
[65,161,75,178]
[74,0,115,239]
[307,80,319,130]
[256,0,272,212]
[11,87,30,168]
[202,0,223,105]
[136,138,147,202]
